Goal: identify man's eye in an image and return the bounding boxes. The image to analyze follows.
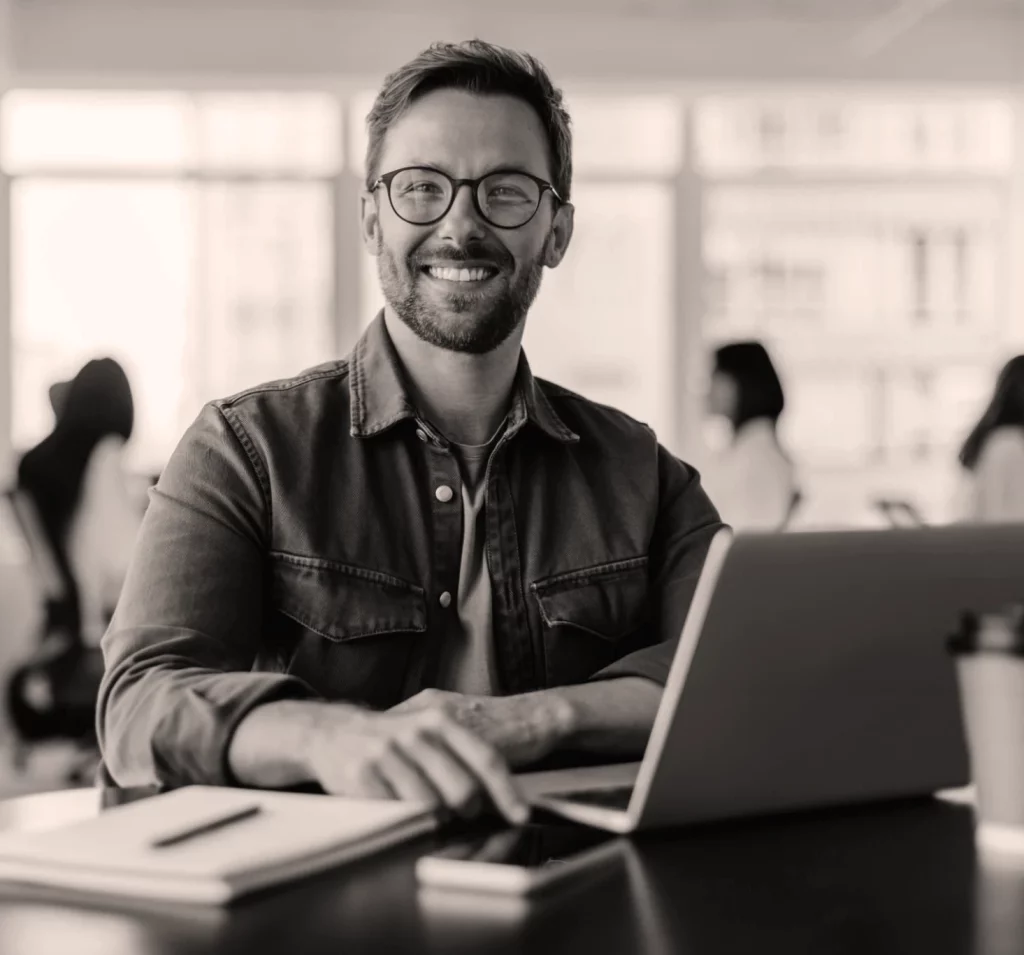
[488,186,529,202]
[404,182,444,195]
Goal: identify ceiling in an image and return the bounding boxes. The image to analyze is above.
[17,0,1024,15]
[6,0,1021,84]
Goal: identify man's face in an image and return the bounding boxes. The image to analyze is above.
[361,88,573,355]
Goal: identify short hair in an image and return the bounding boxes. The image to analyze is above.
[713,341,786,429]
[364,39,573,201]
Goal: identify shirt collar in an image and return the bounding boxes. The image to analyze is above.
[509,350,580,444]
[349,311,579,444]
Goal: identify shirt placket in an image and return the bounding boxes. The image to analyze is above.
[484,427,542,695]
[403,420,463,694]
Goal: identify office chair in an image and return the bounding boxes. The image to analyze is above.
[2,488,103,779]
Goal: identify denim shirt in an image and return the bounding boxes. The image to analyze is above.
[97,314,723,787]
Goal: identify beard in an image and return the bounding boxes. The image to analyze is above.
[376,240,545,355]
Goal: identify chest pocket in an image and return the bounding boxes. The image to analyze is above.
[267,552,427,707]
[529,556,650,685]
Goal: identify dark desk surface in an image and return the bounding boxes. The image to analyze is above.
[0,787,1018,955]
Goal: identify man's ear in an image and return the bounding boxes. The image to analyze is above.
[543,202,574,269]
[360,192,383,255]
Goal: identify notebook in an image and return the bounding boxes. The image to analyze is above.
[0,786,438,905]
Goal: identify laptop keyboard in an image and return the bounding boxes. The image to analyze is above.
[550,786,634,810]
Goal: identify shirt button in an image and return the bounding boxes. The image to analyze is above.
[439,591,452,609]
[435,485,454,503]
[415,428,428,442]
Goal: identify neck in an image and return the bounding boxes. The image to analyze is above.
[734,416,775,437]
[383,308,523,446]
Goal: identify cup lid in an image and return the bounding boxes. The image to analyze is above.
[948,606,1024,656]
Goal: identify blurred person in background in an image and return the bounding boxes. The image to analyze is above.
[17,357,143,646]
[955,355,1024,523]
[702,341,800,532]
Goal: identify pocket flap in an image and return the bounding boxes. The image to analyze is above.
[530,557,649,642]
[270,553,427,642]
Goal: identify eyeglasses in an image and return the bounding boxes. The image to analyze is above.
[372,166,562,230]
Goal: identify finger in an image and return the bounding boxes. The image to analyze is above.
[376,746,444,809]
[434,721,530,825]
[324,764,395,801]
[399,734,484,817]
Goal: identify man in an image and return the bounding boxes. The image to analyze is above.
[97,40,723,824]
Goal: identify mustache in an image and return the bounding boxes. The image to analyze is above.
[413,245,512,270]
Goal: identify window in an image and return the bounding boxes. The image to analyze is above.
[2,90,340,474]
[198,182,334,401]
[523,182,676,441]
[11,180,192,474]
[697,95,1014,527]
[696,96,1012,173]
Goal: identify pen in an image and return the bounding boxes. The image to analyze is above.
[151,804,263,849]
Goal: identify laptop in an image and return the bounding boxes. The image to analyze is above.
[517,523,1024,832]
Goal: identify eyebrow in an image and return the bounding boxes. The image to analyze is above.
[400,161,541,179]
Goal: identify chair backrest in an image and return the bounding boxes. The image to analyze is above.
[3,487,68,603]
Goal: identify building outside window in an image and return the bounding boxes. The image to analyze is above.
[696,95,1015,527]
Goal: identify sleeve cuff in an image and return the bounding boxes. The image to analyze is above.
[150,674,322,788]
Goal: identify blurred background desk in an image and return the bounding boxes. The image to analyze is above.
[0,788,1013,955]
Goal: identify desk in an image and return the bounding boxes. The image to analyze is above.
[0,788,1017,954]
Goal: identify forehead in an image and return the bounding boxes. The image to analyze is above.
[377,88,552,179]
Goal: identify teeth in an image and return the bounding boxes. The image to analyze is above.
[427,266,492,282]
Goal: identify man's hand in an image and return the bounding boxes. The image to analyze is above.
[229,679,659,814]
[388,688,576,768]
[300,703,530,824]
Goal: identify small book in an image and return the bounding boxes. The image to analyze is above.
[0,786,437,905]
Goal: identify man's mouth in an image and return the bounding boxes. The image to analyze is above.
[421,265,499,284]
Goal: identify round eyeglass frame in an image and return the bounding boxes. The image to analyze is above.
[371,166,563,230]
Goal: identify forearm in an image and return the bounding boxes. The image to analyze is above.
[228,699,366,788]
[98,612,325,787]
[528,676,663,758]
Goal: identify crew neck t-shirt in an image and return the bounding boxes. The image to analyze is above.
[433,424,504,694]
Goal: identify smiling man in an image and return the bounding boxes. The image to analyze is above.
[97,41,723,823]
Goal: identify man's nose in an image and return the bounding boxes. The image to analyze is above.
[436,183,487,245]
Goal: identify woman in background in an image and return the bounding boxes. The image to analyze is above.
[956,355,1024,523]
[703,341,800,532]
[17,357,142,645]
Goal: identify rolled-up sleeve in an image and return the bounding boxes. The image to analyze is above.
[97,403,319,788]
[591,443,725,687]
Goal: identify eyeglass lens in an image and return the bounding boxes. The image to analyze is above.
[387,168,542,227]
